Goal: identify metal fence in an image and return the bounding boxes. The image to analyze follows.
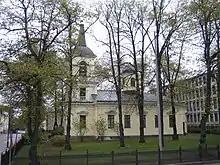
[13,144,220,165]
[1,137,25,165]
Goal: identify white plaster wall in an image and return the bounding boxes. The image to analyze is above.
[68,102,187,137]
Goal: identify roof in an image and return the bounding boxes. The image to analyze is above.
[74,46,96,58]
[96,90,169,102]
[75,24,96,58]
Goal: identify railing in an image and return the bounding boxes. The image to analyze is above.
[13,144,220,165]
[1,137,25,165]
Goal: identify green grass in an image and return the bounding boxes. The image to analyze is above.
[12,134,220,165]
[16,134,220,157]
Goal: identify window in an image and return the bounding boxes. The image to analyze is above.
[210,113,214,122]
[212,85,216,95]
[214,112,218,122]
[200,88,203,97]
[190,115,193,122]
[193,102,196,111]
[197,113,200,122]
[196,90,199,98]
[187,115,190,122]
[143,115,146,128]
[197,101,200,111]
[155,115,158,128]
[204,88,207,96]
[203,76,206,84]
[195,79,198,86]
[79,61,87,76]
[169,115,173,128]
[80,115,86,128]
[189,102,192,111]
[108,115,114,128]
[130,78,135,87]
[201,100,204,111]
[213,97,217,109]
[199,77,202,85]
[80,88,86,100]
[194,114,197,122]
[124,115,131,128]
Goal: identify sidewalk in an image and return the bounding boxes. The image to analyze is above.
[167,160,220,165]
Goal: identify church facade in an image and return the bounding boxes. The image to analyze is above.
[45,24,187,138]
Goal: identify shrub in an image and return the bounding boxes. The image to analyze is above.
[50,135,65,147]
[48,126,64,139]
[56,126,64,135]
[23,133,31,145]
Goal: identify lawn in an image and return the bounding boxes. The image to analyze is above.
[12,134,220,165]
[16,134,220,157]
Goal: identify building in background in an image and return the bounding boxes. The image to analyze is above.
[183,73,219,132]
[0,111,8,133]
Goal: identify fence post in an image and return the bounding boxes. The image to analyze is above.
[86,149,89,165]
[217,144,220,160]
[179,145,182,163]
[198,145,202,161]
[59,151,62,165]
[111,151,115,165]
[205,143,207,154]
[135,149,139,165]
[158,145,161,165]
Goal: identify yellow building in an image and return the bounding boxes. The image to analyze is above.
[45,24,187,138]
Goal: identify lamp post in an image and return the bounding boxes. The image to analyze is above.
[154,33,163,152]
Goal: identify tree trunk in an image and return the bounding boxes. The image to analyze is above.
[29,79,42,165]
[217,43,220,126]
[200,64,211,146]
[215,21,220,125]
[199,22,212,146]
[53,86,58,130]
[158,61,164,147]
[65,23,73,150]
[117,91,125,147]
[138,96,145,143]
[170,84,178,140]
[65,72,73,150]
[60,84,65,127]
[29,127,40,165]
[26,86,33,143]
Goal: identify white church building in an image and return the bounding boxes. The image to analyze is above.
[45,24,187,138]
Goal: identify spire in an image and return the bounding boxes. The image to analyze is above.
[78,24,86,46]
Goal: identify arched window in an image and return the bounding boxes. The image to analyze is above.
[79,61,87,76]
[130,78,135,87]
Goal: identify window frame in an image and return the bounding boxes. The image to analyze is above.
[80,115,86,129]
[124,115,131,128]
[155,115,158,128]
[108,115,114,129]
[79,61,87,76]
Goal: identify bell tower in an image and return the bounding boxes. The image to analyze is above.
[72,24,97,102]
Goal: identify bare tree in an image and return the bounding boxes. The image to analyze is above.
[189,0,220,146]
[121,0,153,143]
[99,0,125,147]
[162,32,188,140]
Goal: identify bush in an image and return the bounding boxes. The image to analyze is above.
[23,133,31,145]
[48,126,64,139]
[50,135,65,147]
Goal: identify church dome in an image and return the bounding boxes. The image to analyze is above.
[74,24,96,58]
[75,46,96,58]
